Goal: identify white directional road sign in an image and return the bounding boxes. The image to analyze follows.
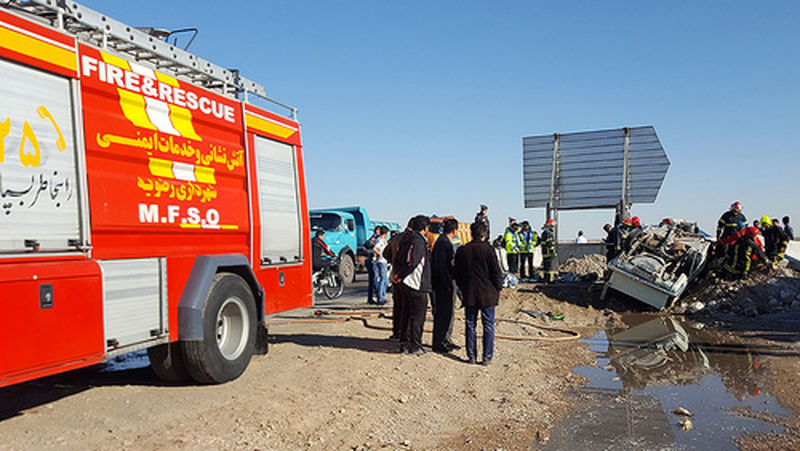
[522,126,669,210]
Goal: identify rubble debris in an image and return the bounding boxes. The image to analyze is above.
[672,265,800,317]
[559,254,606,280]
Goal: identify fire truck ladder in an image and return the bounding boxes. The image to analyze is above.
[5,0,296,119]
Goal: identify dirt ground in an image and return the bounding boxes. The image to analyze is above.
[2,262,799,450]
[0,283,614,450]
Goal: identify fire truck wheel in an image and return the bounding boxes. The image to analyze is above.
[182,273,257,384]
[340,254,355,285]
[147,342,191,382]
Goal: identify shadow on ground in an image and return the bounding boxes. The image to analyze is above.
[270,333,400,354]
[0,363,178,421]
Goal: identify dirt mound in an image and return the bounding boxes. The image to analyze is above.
[672,265,800,317]
[559,254,606,280]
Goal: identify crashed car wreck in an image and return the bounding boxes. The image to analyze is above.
[601,220,712,309]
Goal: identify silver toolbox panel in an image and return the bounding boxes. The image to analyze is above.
[99,258,165,350]
[0,58,82,252]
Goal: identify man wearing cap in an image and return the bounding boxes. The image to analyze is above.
[540,219,557,283]
[504,218,521,276]
[475,204,490,238]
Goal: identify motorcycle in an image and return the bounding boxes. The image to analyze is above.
[312,258,344,299]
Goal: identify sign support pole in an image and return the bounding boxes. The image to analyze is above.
[618,127,632,222]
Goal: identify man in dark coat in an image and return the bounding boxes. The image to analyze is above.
[431,218,460,353]
[601,223,618,263]
[474,204,490,237]
[763,218,789,262]
[454,221,503,365]
[383,225,410,341]
[312,230,336,272]
[392,215,432,355]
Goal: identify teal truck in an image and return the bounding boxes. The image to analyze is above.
[309,207,401,284]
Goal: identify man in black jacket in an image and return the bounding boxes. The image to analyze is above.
[312,230,335,272]
[392,215,432,355]
[601,223,618,263]
[474,204,490,237]
[763,218,789,262]
[431,218,460,353]
[455,221,503,365]
[383,225,409,341]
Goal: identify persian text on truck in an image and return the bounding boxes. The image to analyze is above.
[0,0,312,387]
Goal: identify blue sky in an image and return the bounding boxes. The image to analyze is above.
[81,1,799,239]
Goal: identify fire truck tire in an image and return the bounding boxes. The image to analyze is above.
[340,253,355,285]
[147,342,191,382]
[182,273,257,384]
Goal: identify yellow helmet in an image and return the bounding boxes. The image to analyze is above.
[760,216,771,227]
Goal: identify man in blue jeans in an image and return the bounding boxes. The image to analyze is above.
[373,226,390,304]
[365,226,381,304]
[454,221,503,365]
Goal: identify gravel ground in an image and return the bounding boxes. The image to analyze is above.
[2,267,798,450]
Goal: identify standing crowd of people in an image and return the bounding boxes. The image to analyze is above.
[714,201,792,279]
[379,210,503,365]
[341,200,794,364]
[494,214,558,283]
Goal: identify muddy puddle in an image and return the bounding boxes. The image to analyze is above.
[545,314,791,450]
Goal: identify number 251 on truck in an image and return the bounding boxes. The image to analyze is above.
[0,0,312,387]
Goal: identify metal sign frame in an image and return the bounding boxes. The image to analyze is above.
[522,125,670,248]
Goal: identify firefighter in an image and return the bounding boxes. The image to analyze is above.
[617,217,634,254]
[627,216,644,246]
[540,219,557,283]
[504,218,521,275]
[761,216,789,262]
[716,201,747,257]
[723,226,767,280]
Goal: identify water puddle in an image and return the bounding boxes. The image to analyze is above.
[545,314,790,450]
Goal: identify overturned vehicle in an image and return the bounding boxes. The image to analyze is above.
[601,220,712,309]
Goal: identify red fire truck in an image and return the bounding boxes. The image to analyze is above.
[0,1,312,387]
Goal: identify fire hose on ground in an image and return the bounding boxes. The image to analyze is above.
[267,309,581,342]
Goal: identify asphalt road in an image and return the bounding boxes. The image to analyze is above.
[311,272,394,311]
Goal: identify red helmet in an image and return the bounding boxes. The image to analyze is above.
[621,217,633,226]
[731,201,743,212]
[632,216,641,227]
[745,226,759,238]
[545,219,555,227]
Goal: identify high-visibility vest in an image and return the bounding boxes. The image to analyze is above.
[518,230,537,253]
[504,227,520,254]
